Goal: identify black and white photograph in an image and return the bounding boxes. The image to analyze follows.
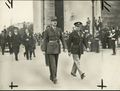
[0,0,120,90]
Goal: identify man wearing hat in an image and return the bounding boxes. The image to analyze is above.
[110,27,117,55]
[0,31,6,55]
[12,28,21,61]
[42,16,66,84]
[68,22,89,79]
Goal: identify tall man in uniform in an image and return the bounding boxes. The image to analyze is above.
[42,16,66,84]
[68,22,89,79]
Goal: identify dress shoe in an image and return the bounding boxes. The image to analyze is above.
[24,53,26,57]
[53,79,57,84]
[71,72,76,77]
[16,59,18,61]
[81,73,85,79]
[50,76,53,81]
[112,53,116,55]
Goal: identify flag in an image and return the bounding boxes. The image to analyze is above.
[101,0,111,12]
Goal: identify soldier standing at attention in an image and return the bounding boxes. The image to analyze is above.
[42,16,66,84]
[110,28,117,55]
[68,22,89,79]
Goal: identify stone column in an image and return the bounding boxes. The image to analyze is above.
[43,0,55,30]
[64,1,101,33]
[64,1,92,32]
[33,1,44,33]
[94,0,101,20]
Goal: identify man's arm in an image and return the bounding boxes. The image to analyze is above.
[60,29,67,50]
[41,30,48,52]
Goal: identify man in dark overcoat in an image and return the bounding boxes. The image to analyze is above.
[12,28,21,61]
[0,31,6,55]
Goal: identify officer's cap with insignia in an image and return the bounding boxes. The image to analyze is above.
[51,16,57,21]
[74,22,82,27]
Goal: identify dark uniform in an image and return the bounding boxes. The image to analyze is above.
[12,33,21,61]
[0,31,6,55]
[42,17,66,84]
[110,30,117,55]
[41,26,50,66]
[107,30,112,49]
[100,28,107,49]
[68,22,88,79]
[94,32,100,53]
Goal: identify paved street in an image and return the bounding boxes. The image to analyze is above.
[0,46,120,90]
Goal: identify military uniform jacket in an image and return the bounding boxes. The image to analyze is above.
[68,30,88,54]
[42,26,66,54]
[111,32,117,41]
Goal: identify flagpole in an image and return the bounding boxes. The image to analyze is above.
[92,0,95,38]
[10,0,13,26]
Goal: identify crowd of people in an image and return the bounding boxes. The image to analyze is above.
[0,25,38,61]
[0,16,120,84]
[62,17,120,55]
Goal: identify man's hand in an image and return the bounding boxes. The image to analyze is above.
[63,49,67,52]
[68,52,71,56]
[86,48,90,52]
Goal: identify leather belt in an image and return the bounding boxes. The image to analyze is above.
[49,40,58,42]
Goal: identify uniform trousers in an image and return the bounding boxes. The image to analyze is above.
[1,44,5,55]
[47,54,59,81]
[112,40,116,54]
[71,54,83,76]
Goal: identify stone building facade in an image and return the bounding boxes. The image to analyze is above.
[33,0,101,33]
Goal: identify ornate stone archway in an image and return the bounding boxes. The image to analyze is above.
[33,0,101,33]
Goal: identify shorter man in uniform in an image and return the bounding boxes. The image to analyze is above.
[68,22,89,79]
